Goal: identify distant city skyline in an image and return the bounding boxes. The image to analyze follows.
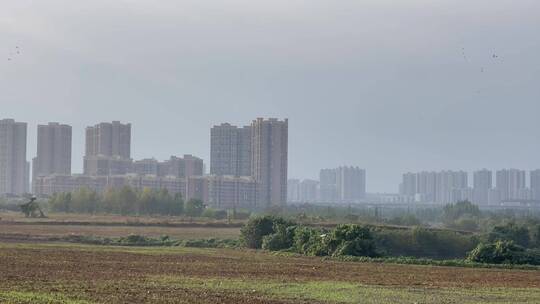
[3,117,540,196]
[399,169,540,205]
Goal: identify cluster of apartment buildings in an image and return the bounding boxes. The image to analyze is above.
[0,117,288,210]
[288,166,366,204]
[399,169,540,205]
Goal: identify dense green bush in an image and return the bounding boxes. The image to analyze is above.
[185,199,205,218]
[240,216,295,249]
[532,224,540,248]
[488,223,530,248]
[373,227,478,259]
[262,224,297,251]
[325,224,378,257]
[243,217,379,258]
[292,226,328,256]
[443,201,480,222]
[467,240,540,265]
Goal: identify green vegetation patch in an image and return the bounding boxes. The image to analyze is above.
[0,241,225,257]
[154,276,540,304]
[0,291,92,304]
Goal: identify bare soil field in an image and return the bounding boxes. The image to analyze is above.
[0,242,539,304]
[0,211,241,243]
[0,211,245,226]
[0,223,240,241]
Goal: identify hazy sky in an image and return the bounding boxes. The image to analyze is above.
[1,0,539,192]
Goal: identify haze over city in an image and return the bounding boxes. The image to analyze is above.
[2,1,540,303]
[2,0,539,192]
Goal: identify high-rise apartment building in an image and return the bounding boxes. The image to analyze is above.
[288,179,318,202]
[251,118,288,207]
[0,119,28,195]
[400,172,417,197]
[183,154,204,177]
[299,179,319,202]
[85,121,131,159]
[435,171,468,204]
[32,123,72,183]
[131,158,159,176]
[84,121,132,176]
[204,175,257,209]
[319,169,338,202]
[399,170,468,203]
[319,167,366,203]
[336,166,366,202]
[416,171,437,202]
[496,169,526,201]
[473,169,492,205]
[287,179,301,202]
[210,123,251,176]
[531,169,540,201]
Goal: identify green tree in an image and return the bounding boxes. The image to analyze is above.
[532,224,540,248]
[443,200,480,222]
[49,192,72,212]
[155,188,172,215]
[118,186,137,215]
[71,187,99,214]
[488,223,530,248]
[185,198,205,218]
[169,193,184,216]
[138,188,157,215]
[240,216,294,249]
[325,224,378,257]
[467,240,540,265]
[262,223,297,251]
[102,188,120,213]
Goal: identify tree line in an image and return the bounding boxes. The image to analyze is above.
[48,186,204,217]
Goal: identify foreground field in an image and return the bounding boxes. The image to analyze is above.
[1,242,539,304]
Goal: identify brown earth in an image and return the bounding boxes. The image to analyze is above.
[0,243,539,304]
[0,223,240,241]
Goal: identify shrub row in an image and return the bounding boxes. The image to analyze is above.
[63,234,239,248]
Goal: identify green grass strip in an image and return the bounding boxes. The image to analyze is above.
[0,291,93,304]
[155,276,540,304]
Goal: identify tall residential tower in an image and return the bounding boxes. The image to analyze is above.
[251,118,288,208]
[0,119,28,195]
[473,169,492,205]
[32,123,72,184]
[210,123,251,176]
[84,121,132,175]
